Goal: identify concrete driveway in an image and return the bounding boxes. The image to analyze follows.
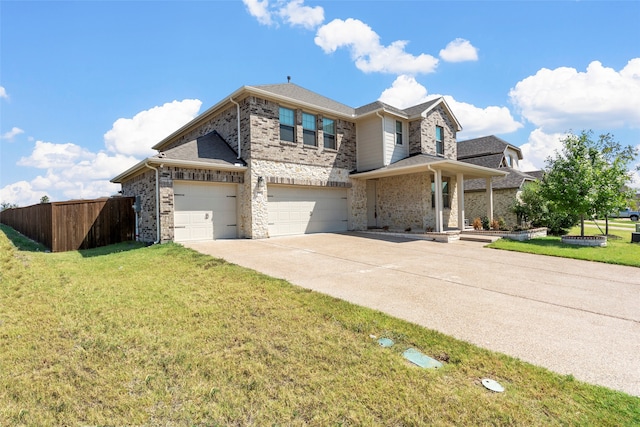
[185,232,640,397]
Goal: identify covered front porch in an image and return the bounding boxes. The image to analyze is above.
[351,154,508,233]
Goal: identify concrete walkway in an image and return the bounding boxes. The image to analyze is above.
[185,232,640,396]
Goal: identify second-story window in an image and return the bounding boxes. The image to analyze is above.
[436,126,444,155]
[395,120,403,145]
[302,112,316,146]
[279,107,295,143]
[323,118,336,149]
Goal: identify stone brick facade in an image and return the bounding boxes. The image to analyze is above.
[371,172,458,232]
[247,97,357,169]
[408,105,457,160]
[464,188,520,226]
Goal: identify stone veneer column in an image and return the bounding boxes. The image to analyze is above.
[434,169,443,232]
[486,177,494,223]
[349,179,368,231]
[457,172,465,230]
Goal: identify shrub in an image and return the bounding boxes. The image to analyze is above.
[472,217,482,230]
[490,219,500,230]
[481,216,490,230]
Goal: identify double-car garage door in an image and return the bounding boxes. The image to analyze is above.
[267,186,348,237]
[173,182,348,242]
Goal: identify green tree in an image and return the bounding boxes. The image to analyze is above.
[1,202,19,211]
[40,195,50,204]
[541,131,638,236]
[513,181,578,235]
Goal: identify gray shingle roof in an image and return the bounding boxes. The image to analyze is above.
[464,168,537,191]
[402,98,441,117]
[458,153,504,169]
[157,131,245,166]
[355,101,406,117]
[250,83,355,116]
[525,170,544,180]
[457,135,522,160]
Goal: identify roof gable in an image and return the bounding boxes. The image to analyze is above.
[458,135,522,160]
[159,131,243,165]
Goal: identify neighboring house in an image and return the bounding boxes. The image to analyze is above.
[457,135,540,226]
[111,83,506,243]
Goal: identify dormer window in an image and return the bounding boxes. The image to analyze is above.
[395,121,403,145]
[302,112,316,146]
[436,126,444,156]
[279,107,295,143]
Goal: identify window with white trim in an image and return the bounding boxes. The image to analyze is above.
[323,117,336,149]
[431,178,450,209]
[395,120,403,145]
[279,107,295,143]
[302,112,316,146]
[436,125,444,156]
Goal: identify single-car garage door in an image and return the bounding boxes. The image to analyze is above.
[268,186,348,237]
[173,181,237,242]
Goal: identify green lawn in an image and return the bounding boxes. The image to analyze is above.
[1,224,639,425]
[489,223,640,268]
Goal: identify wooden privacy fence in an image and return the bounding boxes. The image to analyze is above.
[0,197,136,252]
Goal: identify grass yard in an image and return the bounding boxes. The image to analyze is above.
[488,223,640,268]
[1,225,639,425]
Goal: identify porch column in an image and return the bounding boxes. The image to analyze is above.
[485,177,494,223]
[434,169,443,232]
[457,172,465,230]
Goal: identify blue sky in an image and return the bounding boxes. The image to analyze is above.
[1,0,639,206]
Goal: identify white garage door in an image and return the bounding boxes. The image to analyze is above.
[173,181,237,242]
[268,186,348,237]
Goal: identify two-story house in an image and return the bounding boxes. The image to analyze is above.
[458,135,540,226]
[111,83,506,243]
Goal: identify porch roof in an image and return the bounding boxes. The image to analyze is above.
[350,154,508,180]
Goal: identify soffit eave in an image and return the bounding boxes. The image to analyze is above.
[111,158,247,184]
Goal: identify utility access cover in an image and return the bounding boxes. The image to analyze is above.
[481,378,505,393]
[402,348,443,369]
[377,338,394,347]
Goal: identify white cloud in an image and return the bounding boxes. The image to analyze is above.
[18,140,95,169]
[0,181,48,207]
[1,127,24,141]
[242,0,273,25]
[2,98,201,205]
[315,18,439,75]
[447,96,523,138]
[104,99,202,157]
[509,59,640,132]
[517,128,567,172]
[378,75,435,108]
[377,76,522,137]
[0,86,8,99]
[278,0,324,29]
[439,38,478,63]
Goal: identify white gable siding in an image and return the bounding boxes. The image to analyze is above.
[384,116,408,165]
[357,115,384,171]
[504,147,520,169]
